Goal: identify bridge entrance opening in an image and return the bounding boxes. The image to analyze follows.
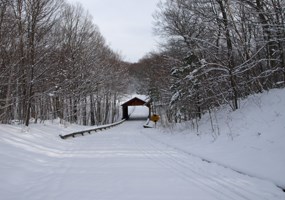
[121,97,151,120]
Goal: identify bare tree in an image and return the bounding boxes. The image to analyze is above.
[150,0,285,125]
[0,1,128,126]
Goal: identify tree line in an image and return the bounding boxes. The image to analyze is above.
[131,0,285,127]
[0,0,128,126]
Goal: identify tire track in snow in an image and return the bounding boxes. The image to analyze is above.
[143,130,285,192]
[142,140,256,199]
[132,132,237,200]
[133,129,282,200]
[138,133,260,199]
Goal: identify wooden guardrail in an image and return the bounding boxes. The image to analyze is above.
[59,119,126,139]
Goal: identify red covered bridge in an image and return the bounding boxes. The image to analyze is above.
[121,97,151,120]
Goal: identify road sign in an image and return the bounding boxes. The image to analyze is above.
[151,114,160,123]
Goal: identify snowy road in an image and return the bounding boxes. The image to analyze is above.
[1,120,285,200]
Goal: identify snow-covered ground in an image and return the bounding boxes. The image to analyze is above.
[0,89,285,199]
[150,88,285,189]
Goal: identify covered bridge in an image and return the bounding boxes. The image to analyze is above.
[121,97,151,120]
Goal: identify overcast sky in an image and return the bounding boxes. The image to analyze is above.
[66,0,162,63]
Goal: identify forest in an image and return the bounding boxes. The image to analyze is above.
[1,0,285,128]
[131,0,285,127]
[0,0,129,126]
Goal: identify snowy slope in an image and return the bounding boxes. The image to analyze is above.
[0,90,285,200]
[149,88,285,189]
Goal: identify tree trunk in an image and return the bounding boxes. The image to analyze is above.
[217,0,238,110]
[90,94,96,126]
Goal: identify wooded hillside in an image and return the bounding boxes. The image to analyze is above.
[0,0,128,126]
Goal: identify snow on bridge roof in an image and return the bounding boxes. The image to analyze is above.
[121,97,151,107]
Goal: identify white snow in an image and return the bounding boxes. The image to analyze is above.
[150,88,285,189]
[0,89,285,200]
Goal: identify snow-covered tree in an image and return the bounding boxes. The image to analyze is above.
[150,0,285,124]
[0,0,128,126]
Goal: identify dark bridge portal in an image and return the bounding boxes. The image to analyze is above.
[121,97,151,120]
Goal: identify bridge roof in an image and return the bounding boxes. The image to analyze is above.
[121,97,150,107]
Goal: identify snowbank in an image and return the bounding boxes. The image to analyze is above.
[152,88,285,188]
